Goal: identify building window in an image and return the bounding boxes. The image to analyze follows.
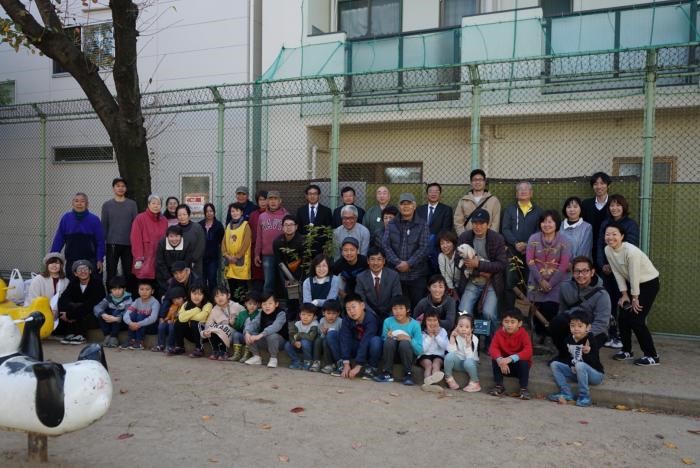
[53,23,114,75]
[612,156,677,183]
[540,0,572,17]
[441,0,479,28]
[0,80,15,105]
[54,146,114,163]
[338,0,401,39]
[339,162,422,183]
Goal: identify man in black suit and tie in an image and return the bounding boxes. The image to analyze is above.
[295,184,333,257]
[416,183,454,273]
[355,246,402,326]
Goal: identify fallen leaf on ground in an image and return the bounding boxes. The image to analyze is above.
[290,407,305,413]
[664,442,678,449]
[615,404,630,411]
[336,389,345,394]
[655,434,665,439]
[278,455,289,463]
[352,441,363,450]
[259,423,272,430]
[687,430,700,435]
[201,415,212,421]
[116,433,133,440]
[514,436,526,441]
[271,384,279,389]
[208,458,218,463]
[573,441,583,447]
[396,430,408,435]
[682,458,695,465]
[578,420,589,425]
[389,392,399,397]
[119,388,128,395]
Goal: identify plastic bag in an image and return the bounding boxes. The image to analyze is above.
[22,273,39,306]
[6,269,24,304]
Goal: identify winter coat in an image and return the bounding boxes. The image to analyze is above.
[130,210,168,280]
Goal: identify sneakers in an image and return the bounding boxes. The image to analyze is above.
[373,371,394,383]
[267,357,278,368]
[612,351,634,361]
[245,355,262,365]
[61,334,86,345]
[463,381,481,393]
[120,339,135,350]
[288,360,303,370]
[402,372,415,386]
[547,392,574,402]
[166,346,186,356]
[189,348,203,358]
[309,360,321,372]
[103,337,118,348]
[519,388,531,400]
[330,361,344,377]
[576,395,592,407]
[444,376,460,390]
[489,385,506,397]
[361,366,378,381]
[604,338,623,349]
[320,363,335,374]
[60,334,76,345]
[131,340,144,350]
[421,383,444,393]
[634,356,660,366]
[102,336,111,347]
[302,360,312,371]
[151,345,166,352]
[423,371,444,386]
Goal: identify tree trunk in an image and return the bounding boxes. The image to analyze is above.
[114,138,151,211]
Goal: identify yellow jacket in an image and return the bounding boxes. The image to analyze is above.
[178,302,213,323]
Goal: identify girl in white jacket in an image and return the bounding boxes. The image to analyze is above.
[418,310,449,390]
[444,314,481,392]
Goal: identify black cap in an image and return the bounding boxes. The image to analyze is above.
[471,208,490,224]
[165,285,187,300]
[171,261,187,272]
[341,237,359,249]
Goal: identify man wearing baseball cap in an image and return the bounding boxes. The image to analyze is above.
[382,193,429,309]
[456,208,508,342]
[254,190,288,294]
[332,237,368,299]
[226,186,258,224]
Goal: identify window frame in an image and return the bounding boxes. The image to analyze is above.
[0,80,16,106]
[53,145,115,164]
[52,22,114,76]
[337,0,403,40]
[612,156,678,183]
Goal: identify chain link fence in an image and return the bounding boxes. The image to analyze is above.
[0,43,698,336]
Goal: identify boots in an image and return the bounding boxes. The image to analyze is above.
[239,345,252,363]
[231,344,243,362]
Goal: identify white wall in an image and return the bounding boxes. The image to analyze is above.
[573,0,642,12]
[402,0,439,32]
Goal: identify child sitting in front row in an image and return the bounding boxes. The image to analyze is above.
[231,292,261,362]
[153,286,186,353]
[548,310,604,407]
[244,293,288,368]
[418,310,448,391]
[374,296,423,386]
[444,314,480,392]
[284,303,320,370]
[94,275,132,348]
[317,300,343,374]
[488,308,533,400]
[171,283,213,357]
[201,286,244,361]
[121,280,159,350]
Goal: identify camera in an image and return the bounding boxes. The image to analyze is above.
[621,301,633,311]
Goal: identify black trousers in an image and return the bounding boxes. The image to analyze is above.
[174,320,202,349]
[491,359,530,389]
[620,277,660,357]
[401,277,427,311]
[380,338,414,375]
[106,243,133,286]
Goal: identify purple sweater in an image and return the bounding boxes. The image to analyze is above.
[526,231,571,303]
[51,210,105,264]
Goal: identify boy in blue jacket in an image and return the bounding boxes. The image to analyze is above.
[374,296,423,385]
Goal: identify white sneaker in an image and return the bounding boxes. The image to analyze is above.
[610,339,623,349]
[423,371,444,386]
[60,334,75,345]
[244,355,262,365]
[267,357,278,368]
[70,335,86,345]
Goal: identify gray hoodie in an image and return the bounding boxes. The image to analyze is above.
[558,274,611,337]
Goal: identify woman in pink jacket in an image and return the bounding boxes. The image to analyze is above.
[130,194,168,294]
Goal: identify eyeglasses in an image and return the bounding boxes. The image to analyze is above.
[75,266,90,273]
[573,269,591,275]
[342,216,356,221]
[283,223,296,227]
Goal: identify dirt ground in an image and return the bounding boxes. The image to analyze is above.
[1,342,699,468]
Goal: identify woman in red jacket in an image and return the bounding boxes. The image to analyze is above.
[130,194,168,295]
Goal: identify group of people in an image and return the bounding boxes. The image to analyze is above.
[24,170,661,406]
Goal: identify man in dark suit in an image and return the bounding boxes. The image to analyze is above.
[332,186,365,227]
[581,172,611,265]
[355,246,402,326]
[295,184,333,257]
[416,182,454,273]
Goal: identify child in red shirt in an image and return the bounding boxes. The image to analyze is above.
[488,308,533,400]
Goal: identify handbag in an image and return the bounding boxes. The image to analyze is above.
[278,262,300,300]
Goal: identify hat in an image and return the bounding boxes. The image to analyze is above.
[471,208,490,223]
[341,237,359,249]
[71,259,94,273]
[43,252,65,265]
[235,186,249,195]
[398,193,416,203]
[267,190,281,198]
[171,261,188,272]
[165,285,187,300]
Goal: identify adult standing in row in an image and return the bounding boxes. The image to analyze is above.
[255,190,287,294]
[417,182,453,273]
[101,177,138,287]
[130,194,168,294]
[222,202,252,300]
[176,204,205,277]
[249,191,268,292]
[51,192,105,278]
[199,203,225,294]
[163,197,180,227]
[333,205,370,259]
[332,186,365,227]
[296,184,333,257]
[364,186,391,238]
[454,169,501,235]
[559,196,593,259]
[581,172,611,265]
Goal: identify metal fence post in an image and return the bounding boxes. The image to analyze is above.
[33,105,47,264]
[209,87,225,216]
[326,78,341,209]
[640,48,657,253]
[468,65,481,171]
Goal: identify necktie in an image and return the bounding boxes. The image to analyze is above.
[310,206,316,224]
[428,206,434,225]
[374,276,381,298]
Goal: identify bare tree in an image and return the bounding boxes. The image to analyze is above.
[0,0,151,208]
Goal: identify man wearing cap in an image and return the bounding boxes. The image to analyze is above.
[332,186,366,228]
[456,208,508,340]
[453,169,501,235]
[364,186,392,239]
[156,225,195,294]
[382,193,430,309]
[226,186,258,225]
[51,192,106,278]
[332,237,368,299]
[56,259,106,345]
[157,261,201,322]
[333,205,371,259]
[101,177,138,287]
[255,190,288,294]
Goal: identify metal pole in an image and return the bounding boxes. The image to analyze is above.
[468,65,481,171]
[28,433,48,462]
[640,48,657,253]
[39,114,47,262]
[329,92,340,210]
[216,101,225,216]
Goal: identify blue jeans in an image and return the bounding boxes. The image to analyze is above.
[550,360,604,398]
[326,329,382,368]
[262,255,277,294]
[444,353,479,382]
[284,339,313,363]
[157,321,176,347]
[315,332,341,363]
[460,282,498,335]
[97,316,122,338]
[232,330,245,345]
